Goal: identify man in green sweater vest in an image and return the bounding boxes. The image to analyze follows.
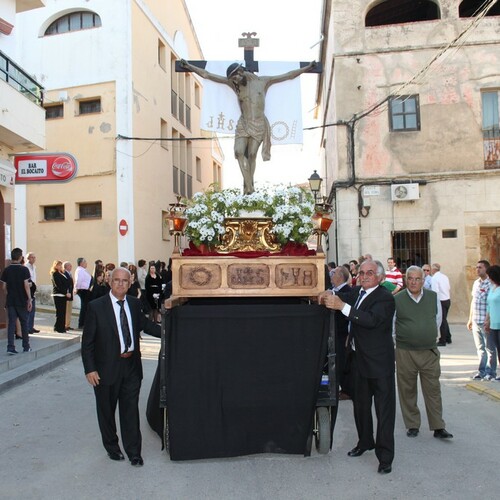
[394,266,453,440]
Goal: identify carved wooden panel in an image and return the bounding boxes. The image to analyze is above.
[179,264,222,290]
[227,264,270,289]
[275,264,318,289]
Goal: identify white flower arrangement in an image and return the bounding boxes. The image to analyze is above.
[184,185,315,247]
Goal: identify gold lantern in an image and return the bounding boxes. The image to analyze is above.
[167,196,188,254]
[312,199,333,254]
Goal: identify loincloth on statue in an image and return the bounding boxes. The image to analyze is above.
[235,116,271,161]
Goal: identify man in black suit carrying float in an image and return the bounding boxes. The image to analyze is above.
[321,259,396,474]
[82,267,160,466]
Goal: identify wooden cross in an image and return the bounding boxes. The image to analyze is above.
[175,32,322,74]
[238,32,259,73]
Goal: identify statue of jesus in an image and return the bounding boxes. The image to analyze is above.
[179,59,317,194]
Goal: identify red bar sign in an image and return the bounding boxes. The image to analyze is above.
[14,153,78,183]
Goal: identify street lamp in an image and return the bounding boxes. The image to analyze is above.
[308,170,333,254]
[167,196,188,254]
[308,170,323,202]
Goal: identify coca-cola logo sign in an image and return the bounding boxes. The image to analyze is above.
[14,153,78,184]
[51,157,75,178]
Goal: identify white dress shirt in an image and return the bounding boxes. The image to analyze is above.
[431,271,451,301]
[110,292,135,353]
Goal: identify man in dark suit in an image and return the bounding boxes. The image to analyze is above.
[330,266,352,399]
[81,267,160,466]
[323,259,396,474]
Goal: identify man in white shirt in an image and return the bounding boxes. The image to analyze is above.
[431,263,452,346]
[25,252,40,334]
[74,257,93,329]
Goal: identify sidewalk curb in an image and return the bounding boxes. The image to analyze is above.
[465,381,500,402]
[0,342,81,395]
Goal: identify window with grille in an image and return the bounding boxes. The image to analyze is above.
[391,230,429,272]
[79,98,101,115]
[389,95,420,131]
[45,104,63,119]
[45,11,102,36]
[43,205,64,221]
[78,202,102,219]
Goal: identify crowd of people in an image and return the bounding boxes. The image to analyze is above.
[1,252,173,351]
[320,253,500,474]
[3,247,499,471]
[59,257,173,332]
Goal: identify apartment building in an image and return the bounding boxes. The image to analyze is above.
[317,0,500,319]
[15,0,223,284]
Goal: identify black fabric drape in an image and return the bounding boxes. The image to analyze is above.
[147,300,330,461]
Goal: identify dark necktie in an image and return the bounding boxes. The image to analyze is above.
[348,290,367,347]
[354,289,367,309]
[117,300,132,352]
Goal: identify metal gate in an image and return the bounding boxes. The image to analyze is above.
[391,230,430,272]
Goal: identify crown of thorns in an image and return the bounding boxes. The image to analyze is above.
[226,63,244,78]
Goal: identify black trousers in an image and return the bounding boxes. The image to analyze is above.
[53,296,67,333]
[93,358,142,458]
[351,353,395,465]
[77,289,90,328]
[439,299,451,343]
[336,330,352,396]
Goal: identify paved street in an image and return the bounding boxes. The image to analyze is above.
[1,315,499,500]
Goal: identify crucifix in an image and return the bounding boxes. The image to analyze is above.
[176,33,322,194]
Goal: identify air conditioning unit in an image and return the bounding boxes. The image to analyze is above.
[391,183,420,201]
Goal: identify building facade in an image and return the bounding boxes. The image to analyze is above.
[15,0,223,285]
[317,0,500,319]
[0,0,45,329]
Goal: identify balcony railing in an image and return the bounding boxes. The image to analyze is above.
[171,89,191,130]
[179,97,185,125]
[171,89,178,118]
[484,128,500,169]
[0,50,43,106]
[186,104,191,131]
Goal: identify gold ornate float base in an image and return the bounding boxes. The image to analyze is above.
[171,254,325,299]
[217,217,280,253]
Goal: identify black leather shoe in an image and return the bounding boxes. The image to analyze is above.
[30,329,40,334]
[378,463,392,474]
[434,429,453,439]
[107,450,125,461]
[130,456,144,467]
[347,446,373,457]
[407,428,419,437]
[436,341,446,346]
